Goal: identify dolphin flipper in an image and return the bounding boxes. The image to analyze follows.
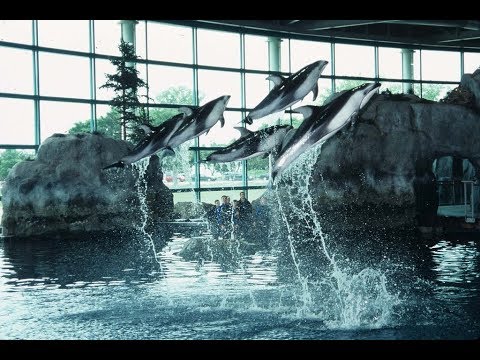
[312,83,319,101]
[220,115,225,128]
[178,106,194,117]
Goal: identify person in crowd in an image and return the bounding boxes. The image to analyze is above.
[237,191,253,239]
[220,195,233,239]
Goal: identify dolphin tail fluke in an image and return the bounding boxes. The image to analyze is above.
[103,161,125,170]
[244,116,253,125]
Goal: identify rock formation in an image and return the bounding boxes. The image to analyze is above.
[1,133,173,239]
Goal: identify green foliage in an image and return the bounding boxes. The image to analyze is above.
[69,109,122,139]
[100,39,149,142]
[0,150,30,181]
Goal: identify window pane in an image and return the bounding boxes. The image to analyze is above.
[199,111,242,146]
[95,58,117,101]
[197,149,243,189]
[290,39,331,76]
[245,73,271,109]
[0,20,32,44]
[135,20,146,60]
[280,38,290,73]
[147,22,192,63]
[0,46,33,94]
[40,101,91,142]
[464,52,480,74]
[247,156,269,187]
[378,47,403,80]
[421,50,460,82]
[244,35,269,71]
[198,70,241,108]
[197,189,267,205]
[94,20,121,56]
[162,141,195,190]
[147,65,194,105]
[197,29,240,68]
[39,53,90,99]
[0,149,36,181]
[0,98,35,145]
[38,20,89,52]
[380,81,420,96]
[335,44,375,78]
[94,105,121,140]
[421,83,457,102]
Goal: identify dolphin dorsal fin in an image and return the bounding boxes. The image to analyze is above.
[139,123,155,135]
[234,127,252,138]
[292,105,314,120]
[178,106,194,117]
[266,75,284,87]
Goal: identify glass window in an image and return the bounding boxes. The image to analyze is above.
[162,141,195,190]
[197,29,240,68]
[147,65,194,105]
[199,111,242,146]
[421,83,457,102]
[421,50,460,82]
[95,58,117,101]
[39,52,90,99]
[197,189,267,205]
[379,81,421,96]
[40,101,91,142]
[197,149,244,189]
[290,39,331,76]
[0,149,36,181]
[463,52,480,74]
[135,20,147,60]
[173,191,196,205]
[378,47,403,80]
[247,155,269,187]
[0,20,32,44]
[0,98,35,145]
[147,22,192,63]
[334,44,375,78]
[245,73,271,109]
[38,20,89,52]
[244,35,269,71]
[281,38,290,73]
[94,20,121,56]
[198,70,241,108]
[0,46,33,94]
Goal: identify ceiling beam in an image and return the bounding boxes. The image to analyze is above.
[420,29,480,44]
[299,20,394,31]
[389,20,480,31]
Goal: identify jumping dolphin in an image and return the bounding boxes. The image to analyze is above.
[166,95,230,150]
[244,60,328,125]
[205,125,294,163]
[103,113,184,169]
[271,82,381,184]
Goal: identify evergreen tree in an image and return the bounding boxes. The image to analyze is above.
[100,39,149,143]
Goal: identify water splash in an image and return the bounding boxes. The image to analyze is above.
[132,159,162,270]
[274,144,400,328]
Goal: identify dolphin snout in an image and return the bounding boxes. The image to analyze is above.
[222,95,231,105]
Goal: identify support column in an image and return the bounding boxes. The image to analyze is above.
[267,37,281,90]
[402,49,414,94]
[267,37,282,178]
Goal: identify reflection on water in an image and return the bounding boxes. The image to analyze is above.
[0,227,479,340]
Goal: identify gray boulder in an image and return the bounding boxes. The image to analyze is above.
[1,133,173,239]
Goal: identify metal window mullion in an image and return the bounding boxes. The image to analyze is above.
[145,21,150,118]
[374,45,379,82]
[460,50,464,77]
[89,20,97,132]
[240,33,248,196]
[192,27,201,202]
[331,41,336,95]
[32,20,41,152]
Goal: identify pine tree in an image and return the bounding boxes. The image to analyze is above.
[100,39,149,143]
